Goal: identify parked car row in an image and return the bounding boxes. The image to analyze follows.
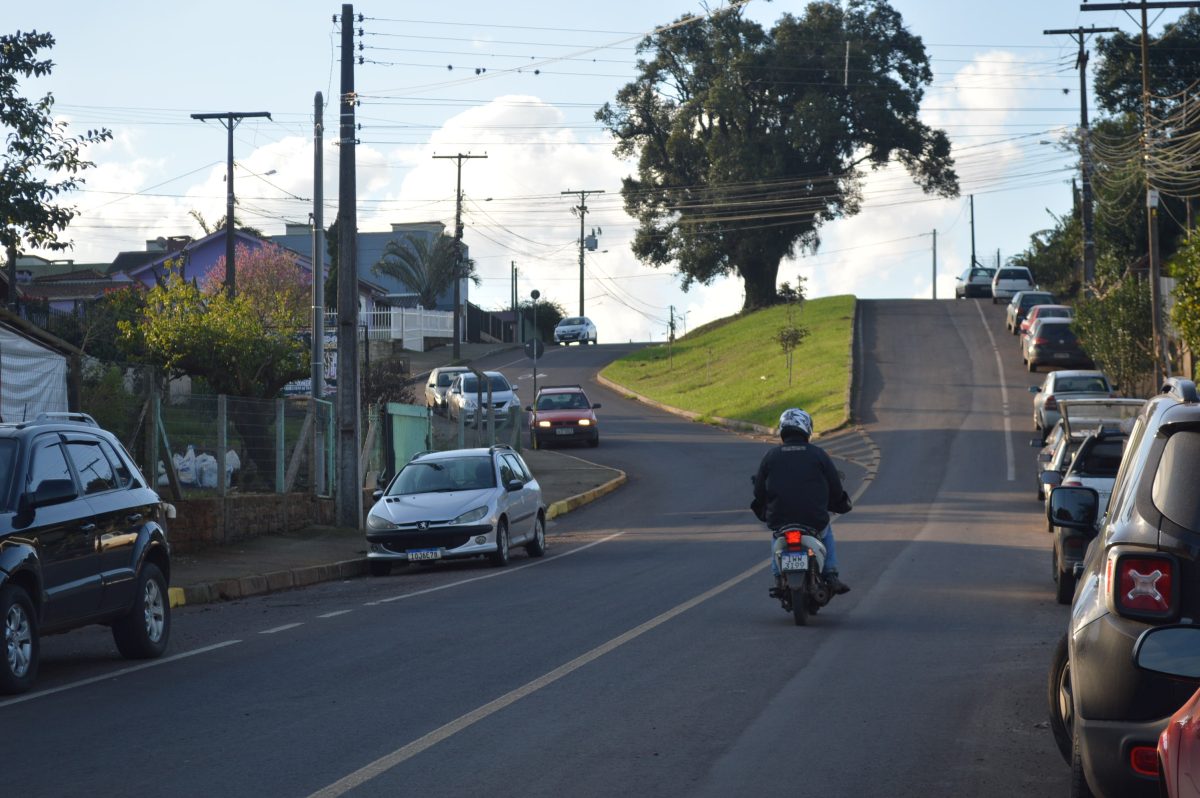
[953,264,1039,302]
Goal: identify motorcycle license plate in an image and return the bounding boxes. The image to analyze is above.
[780,553,808,572]
[407,548,442,561]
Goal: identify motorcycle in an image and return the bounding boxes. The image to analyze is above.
[769,524,834,626]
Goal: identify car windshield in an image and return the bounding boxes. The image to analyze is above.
[0,439,15,511]
[437,372,460,387]
[460,375,511,393]
[559,318,584,327]
[388,458,495,495]
[537,392,590,410]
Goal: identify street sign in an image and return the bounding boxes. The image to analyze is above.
[524,339,545,360]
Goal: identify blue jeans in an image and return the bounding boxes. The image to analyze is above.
[770,523,839,576]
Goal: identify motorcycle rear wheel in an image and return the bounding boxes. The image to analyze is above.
[790,587,808,625]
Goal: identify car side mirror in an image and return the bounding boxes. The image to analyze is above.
[1046,485,1099,530]
[1029,438,1043,447]
[1028,386,1041,394]
[1134,626,1200,680]
[28,479,77,509]
[1038,453,1052,464]
[506,479,523,492]
[372,489,383,501]
[1041,471,1063,487]
[592,403,601,409]
[524,405,533,412]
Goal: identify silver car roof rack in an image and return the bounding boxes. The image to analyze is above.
[32,412,99,427]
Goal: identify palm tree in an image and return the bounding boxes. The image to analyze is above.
[372,233,478,309]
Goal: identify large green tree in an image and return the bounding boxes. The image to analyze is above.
[372,233,478,310]
[1094,12,1200,119]
[1,30,111,305]
[597,0,958,310]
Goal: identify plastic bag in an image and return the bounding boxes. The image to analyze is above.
[174,445,197,486]
[225,449,241,488]
[195,453,218,489]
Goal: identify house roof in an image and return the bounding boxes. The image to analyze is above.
[0,306,82,357]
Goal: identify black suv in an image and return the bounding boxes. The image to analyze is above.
[1047,379,1200,797]
[0,413,172,694]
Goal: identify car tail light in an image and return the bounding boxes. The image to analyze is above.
[1063,480,1083,487]
[1107,552,1176,618]
[1033,337,1050,346]
[1045,395,1057,411]
[1129,746,1158,777]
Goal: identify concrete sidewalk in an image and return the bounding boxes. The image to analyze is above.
[167,446,624,607]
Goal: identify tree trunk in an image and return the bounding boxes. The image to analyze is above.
[741,269,780,311]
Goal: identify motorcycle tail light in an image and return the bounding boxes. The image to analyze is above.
[784,529,804,547]
[1129,746,1158,777]
[1108,553,1176,619]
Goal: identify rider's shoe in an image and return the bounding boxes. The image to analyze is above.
[769,575,785,598]
[825,572,851,594]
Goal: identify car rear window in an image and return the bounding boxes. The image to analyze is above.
[1056,376,1107,393]
[1073,439,1125,477]
[1152,430,1200,532]
[1020,294,1053,308]
[998,268,1031,280]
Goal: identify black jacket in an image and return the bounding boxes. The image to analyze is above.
[752,433,851,530]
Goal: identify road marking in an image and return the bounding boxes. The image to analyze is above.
[307,559,767,798]
[364,531,628,606]
[974,301,1016,481]
[0,640,242,709]
[260,623,303,635]
[317,610,352,619]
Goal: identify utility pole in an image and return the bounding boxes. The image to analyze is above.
[511,261,517,343]
[1044,25,1119,289]
[562,189,604,317]
[931,229,937,300]
[434,153,487,360]
[969,195,979,268]
[335,3,361,529]
[1081,1,1200,380]
[190,110,272,296]
[311,91,326,495]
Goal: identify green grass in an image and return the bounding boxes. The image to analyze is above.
[600,295,856,436]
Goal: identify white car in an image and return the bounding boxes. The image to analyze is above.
[554,316,598,345]
[1028,370,1114,439]
[991,266,1036,304]
[424,366,470,414]
[446,371,519,424]
[365,446,546,575]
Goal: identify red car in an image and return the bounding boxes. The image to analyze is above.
[1018,303,1073,346]
[1134,625,1200,796]
[526,385,601,449]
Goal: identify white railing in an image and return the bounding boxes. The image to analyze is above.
[323,307,453,352]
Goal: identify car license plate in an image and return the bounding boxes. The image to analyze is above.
[407,548,442,561]
[555,428,574,435]
[1054,352,1070,359]
[780,553,808,572]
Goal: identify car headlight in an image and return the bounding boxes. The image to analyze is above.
[537,420,552,428]
[452,506,489,525]
[367,512,398,531]
[578,419,592,426]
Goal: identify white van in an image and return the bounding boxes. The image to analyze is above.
[991,266,1035,304]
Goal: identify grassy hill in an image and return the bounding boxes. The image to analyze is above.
[600,295,856,435]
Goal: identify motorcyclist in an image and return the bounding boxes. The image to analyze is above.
[752,408,852,595]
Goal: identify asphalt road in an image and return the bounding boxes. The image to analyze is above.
[5,299,1070,797]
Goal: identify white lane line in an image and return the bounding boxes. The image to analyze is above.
[0,640,242,709]
[307,559,767,798]
[260,623,303,635]
[317,610,353,619]
[364,530,627,606]
[974,301,1016,481]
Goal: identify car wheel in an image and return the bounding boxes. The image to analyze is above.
[1027,359,1038,373]
[1071,727,1095,798]
[112,562,170,660]
[369,559,392,577]
[491,519,510,567]
[526,515,546,558]
[1048,632,1074,764]
[0,584,37,695]
[1036,481,1044,501]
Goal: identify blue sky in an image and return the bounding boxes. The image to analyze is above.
[12,1,1187,342]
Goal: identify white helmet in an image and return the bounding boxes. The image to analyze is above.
[778,408,813,438]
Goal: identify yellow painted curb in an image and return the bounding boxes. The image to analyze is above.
[546,470,627,520]
[168,587,186,608]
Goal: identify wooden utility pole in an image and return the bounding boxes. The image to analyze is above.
[189,110,272,296]
[434,153,487,360]
[1044,25,1119,289]
[562,189,604,317]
